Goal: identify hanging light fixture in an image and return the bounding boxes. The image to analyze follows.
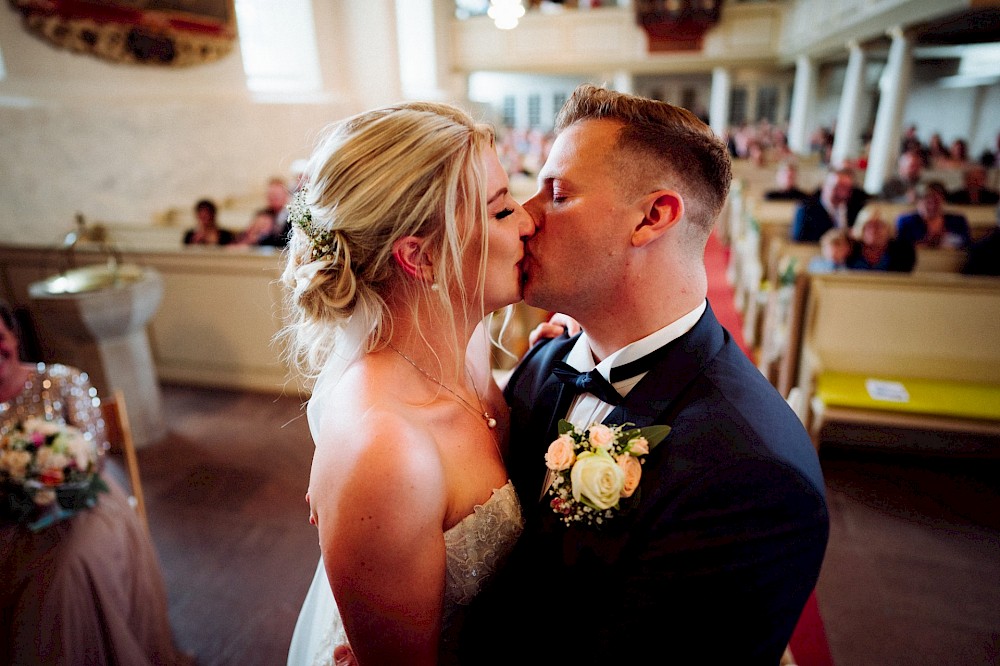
[488,0,525,30]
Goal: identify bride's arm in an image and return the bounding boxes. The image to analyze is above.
[310,411,448,665]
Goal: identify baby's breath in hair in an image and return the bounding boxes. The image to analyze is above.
[290,187,336,262]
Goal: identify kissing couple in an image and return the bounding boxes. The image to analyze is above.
[283,84,829,666]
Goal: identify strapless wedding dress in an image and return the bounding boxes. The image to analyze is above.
[287,480,523,666]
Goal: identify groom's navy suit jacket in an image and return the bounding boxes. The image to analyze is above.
[461,303,829,665]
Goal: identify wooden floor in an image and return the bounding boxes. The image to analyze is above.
[116,383,1000,666]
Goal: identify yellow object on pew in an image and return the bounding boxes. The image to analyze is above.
[816,371,1000,422]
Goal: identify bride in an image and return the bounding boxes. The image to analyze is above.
[282,101,533,665]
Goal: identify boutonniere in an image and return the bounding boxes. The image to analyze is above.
[544,419,670,527]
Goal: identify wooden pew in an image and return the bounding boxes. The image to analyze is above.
[788,271,1000,449]
[759,244,973,397]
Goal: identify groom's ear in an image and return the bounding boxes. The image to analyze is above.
[631,190,684,248]
[391,236,435,283]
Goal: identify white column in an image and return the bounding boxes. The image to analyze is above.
[340,0,402,107]
[395,0,462,101]
[612,70,635,96]
[787,55,817,155]
[830,41,867,168]
[864,27,914,196]
[709,66,731,138]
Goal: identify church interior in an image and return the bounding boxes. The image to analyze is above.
[1,1,998,664]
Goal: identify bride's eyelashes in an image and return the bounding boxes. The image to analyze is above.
[495,207,515,220]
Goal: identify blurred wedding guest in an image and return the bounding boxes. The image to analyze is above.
[807,228,852,273]
[962,205,1000,276]
[880,149,924,203]
[926,132,947,164]
[790,166,868,242]
[846,205,916,272]
[948,165,999,205]
[764,161,809,201]
[257,176,292,247]
[0,300,189,666]
[896,182,971,249]
[183,198,235,246]
[231,209,277,247]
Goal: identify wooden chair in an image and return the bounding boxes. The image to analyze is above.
[102,389,149,534]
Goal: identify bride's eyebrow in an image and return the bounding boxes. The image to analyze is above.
[487,187,509,205]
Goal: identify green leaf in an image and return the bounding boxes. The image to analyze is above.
[623,425,671,450]
[557,419,575,435]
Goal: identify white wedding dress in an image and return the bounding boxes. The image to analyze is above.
[287,321,523,666]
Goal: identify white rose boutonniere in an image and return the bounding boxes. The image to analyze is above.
[545,419,670,527]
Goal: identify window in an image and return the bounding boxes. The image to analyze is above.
[756,86,778,123]
[728,87,747,125]
[552,92,567,120]
[234,0,322,96]
[502,95,517,128]
[527,94,541,128]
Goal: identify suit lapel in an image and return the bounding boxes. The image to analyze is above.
[507,334,579,509]
[604,303,726,429]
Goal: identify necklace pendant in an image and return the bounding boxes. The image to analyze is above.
[485,414,497,429]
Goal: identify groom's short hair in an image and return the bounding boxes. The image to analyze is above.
[555,84,732,238]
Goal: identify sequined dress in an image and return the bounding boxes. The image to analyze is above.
[0,363,188,665]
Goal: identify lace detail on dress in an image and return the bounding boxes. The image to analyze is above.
[290,481,523,666]
[442,481,523,613]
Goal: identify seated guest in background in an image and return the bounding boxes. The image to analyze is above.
[948,164,999,205]
[0,300,188,666]
[847,205,916,272]
[896,182,971,249]
[791,166,868,242]
[256,176,291,247]
[183,198,235,246]
[231,209,278,247]
[879,149,924,203]
[962,205,1000,276]
[764,161,809,201]
[807,228,852,273]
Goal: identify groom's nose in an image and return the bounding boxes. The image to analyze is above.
[518,202,537,240]
[521,193,543,233]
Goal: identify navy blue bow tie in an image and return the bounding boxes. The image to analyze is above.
[551,362,623,405]
[551,343,673,406]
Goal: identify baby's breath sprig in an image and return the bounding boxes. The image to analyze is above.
[290,187,337,262]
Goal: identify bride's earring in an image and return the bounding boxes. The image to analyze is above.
[431,282,440,292]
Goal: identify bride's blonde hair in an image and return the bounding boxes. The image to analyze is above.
[279,101,496,381]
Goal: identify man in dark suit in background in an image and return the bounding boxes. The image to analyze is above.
[791,166,868,241]
[461,85,829,665]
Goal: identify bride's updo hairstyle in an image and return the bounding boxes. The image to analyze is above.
[280,101,496,380]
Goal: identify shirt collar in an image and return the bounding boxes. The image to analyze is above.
[565,300,707,379]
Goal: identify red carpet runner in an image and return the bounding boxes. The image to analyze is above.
[704,231,834,666]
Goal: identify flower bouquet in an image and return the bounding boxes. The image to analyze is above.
[545,419,671,527]
[0,417,108,531]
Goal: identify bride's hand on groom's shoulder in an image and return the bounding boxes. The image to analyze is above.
[333,643,357,666]
[528,313,581,347]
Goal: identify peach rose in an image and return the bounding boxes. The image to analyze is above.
[588,424,615,450]
[616,453,643,498]
[627,436,649,456]
[545,434,577,471]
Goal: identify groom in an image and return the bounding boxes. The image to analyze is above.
[459,85,829,664]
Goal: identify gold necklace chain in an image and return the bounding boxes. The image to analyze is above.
[388,343,497,430]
